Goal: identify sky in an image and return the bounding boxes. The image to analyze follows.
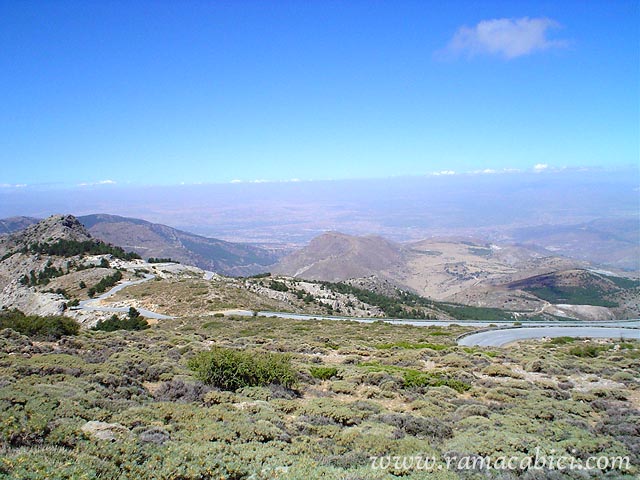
[0,0,638,187]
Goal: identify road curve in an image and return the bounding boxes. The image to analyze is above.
[75,274,174,320]
[457,326,640,347]
[229,310,640,329]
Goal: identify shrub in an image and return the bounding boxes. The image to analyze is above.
[188,347,297,391]
[268,280,289,292]
[153,379,210,402]
[375,341,447,350]
[148,257,177,263]
[403,370,471,393]
[309,366,339,380]
[0,310,79,339]
[482,364,523,378]
[569,344,609,358]
[91,270,123,295]
[376,413,453,440]
[93,314,149,332]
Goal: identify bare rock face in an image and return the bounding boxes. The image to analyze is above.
[0,215,93,316]
[0,283,66,316]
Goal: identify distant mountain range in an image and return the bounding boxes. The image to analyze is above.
[77,214,281,276]
[272,232,581,299]
[501,217,640,271]
[0,214,281,276]
[1,215,638,320]
[0,216,39,235]
[273,231,640,320]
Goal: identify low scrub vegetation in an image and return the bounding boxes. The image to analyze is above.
[376,341,448,350]
[0,312,636,478]
[0,309,79,339]
[309,366,339,380]
[188,346,298,391]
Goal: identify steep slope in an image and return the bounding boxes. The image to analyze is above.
[78,214,280,276]
[0,215,113,315]
[271,232,404,282]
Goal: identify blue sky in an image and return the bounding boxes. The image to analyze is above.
[0,0,638,187]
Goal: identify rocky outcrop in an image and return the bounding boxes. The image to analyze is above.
[0,214,92,258]
[81,421,130,441]
[0,215,93,316]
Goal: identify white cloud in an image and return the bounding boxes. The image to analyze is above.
[230,178,303,184]
[78,179,116,186]
[468,167,523,175]
[442,17,567,59]
[533,163,549,172]
[0,183,27,188]
[429,170,456,176]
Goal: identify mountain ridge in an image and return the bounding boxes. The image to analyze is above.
[78,214,280,276]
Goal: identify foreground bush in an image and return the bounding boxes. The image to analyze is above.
[0,309,79,339]
[188,347,297,391]
[309,366,338,380]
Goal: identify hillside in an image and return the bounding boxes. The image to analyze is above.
[274,232,583,299]
[0,216,39,235]
[78,214,280,276]
[0,215,138,316]
[0,214,94,255]
[273,232,640,320]
[272,231,404,281]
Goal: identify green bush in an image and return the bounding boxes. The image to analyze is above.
[93,314,149,332]
[569,344,610,358]
[402,370,470,393]
[0,310,79,339]
[188,347,297,391]
[91,271,123,295]
[309,366,338,380]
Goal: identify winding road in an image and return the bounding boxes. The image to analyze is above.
[74,273,640,347]
[76,274,174,320]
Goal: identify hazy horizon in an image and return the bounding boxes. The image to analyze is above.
[1,168,637,247]
[2,1,638,187]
